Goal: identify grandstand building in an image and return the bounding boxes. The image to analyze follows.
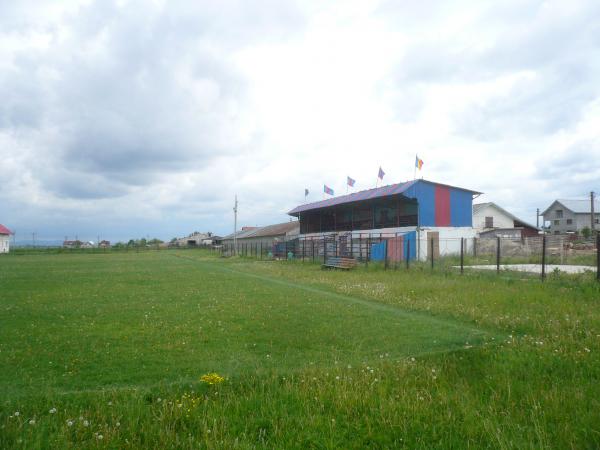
[288,179,480,260]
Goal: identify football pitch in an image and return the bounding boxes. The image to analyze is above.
[1,250,599,449]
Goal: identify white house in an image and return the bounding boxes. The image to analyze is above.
[473,202,540,238]
[0,224,11,253]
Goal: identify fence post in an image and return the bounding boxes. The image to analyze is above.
[366,234,370,268]
[384,238,388,270]
[496,237,501,274]
[473,237,477,258]
[406,238,410,270]
[460,237,464,274]
[430,237,434,270]
[359,234,363,261]
[394,232,398,270]
[541,235,547,281]
[302,239,305,262]
[596,233,600,282]
[323,237,327,265]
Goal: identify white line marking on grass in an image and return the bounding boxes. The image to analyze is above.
[172,254,501,339]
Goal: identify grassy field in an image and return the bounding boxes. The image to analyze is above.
[1,251,599,448]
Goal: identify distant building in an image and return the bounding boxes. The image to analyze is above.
[174,232,212,247]
[63,240,82,248]
[541,199,600,234]
[473,202,540,238]
[222,222,300,247]
[0,224,11,253]
[99,240,111,248]
[201,235,222,246]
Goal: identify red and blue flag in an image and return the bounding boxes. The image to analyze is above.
[324,185,334,196]
[347,176,355,187]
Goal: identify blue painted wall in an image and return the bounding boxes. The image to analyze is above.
[449,188,473,226]
[404,231,416,260]
[404,181,473,227]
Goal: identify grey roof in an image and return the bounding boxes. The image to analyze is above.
[542,199,600,215]
[221,228,258,240]
[473,202,540,230]
[222,221,299,240]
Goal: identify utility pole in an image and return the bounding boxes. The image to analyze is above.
[233,195,238,255]
[536,208,540,229]
[591,191,596,233]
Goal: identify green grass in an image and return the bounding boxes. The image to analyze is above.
[1,251,599,449]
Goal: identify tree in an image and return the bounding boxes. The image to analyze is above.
[581,226,591,239]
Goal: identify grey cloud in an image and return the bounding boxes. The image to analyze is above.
[0,0,308,200]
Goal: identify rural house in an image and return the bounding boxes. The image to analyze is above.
[0,224,11,253]
[541,199,600,234]
[288,179,480,260]
[473,202,540,238]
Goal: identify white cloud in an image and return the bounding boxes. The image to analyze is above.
[0,0,599,240]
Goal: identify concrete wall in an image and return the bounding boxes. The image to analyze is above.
[416,227,477,261]
[0,235,9,253]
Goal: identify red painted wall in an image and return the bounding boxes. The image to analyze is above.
[434,186,451,226]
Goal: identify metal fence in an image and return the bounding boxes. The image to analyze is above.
[221,233,600,282]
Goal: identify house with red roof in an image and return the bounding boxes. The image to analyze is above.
[0,224,11,253]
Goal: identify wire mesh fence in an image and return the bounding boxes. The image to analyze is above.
[221,233,600,282]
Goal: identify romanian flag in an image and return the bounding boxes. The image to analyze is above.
[347,176,355,187]
[415,155,424,170]
[324,185,334,196]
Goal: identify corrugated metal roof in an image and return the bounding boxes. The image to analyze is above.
[249,221,299,238]
[221,228,258,240]
[288,179,481,215]
[222,221,299,240]
[0,224,11,235]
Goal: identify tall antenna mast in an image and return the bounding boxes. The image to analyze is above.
[233,195,238,255]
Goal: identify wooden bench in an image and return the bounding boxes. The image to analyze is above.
[322,257,357,270]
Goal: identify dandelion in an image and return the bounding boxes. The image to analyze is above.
[116,422,121,427]
[49,408,57,414]
[83,420,90,427]
[97,434,103,440]
[29,419,36,425]
[200,373,225,385]
[14,411,20,417]
[67,420,74,427]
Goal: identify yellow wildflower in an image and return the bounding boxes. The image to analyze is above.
[200,373,225,385]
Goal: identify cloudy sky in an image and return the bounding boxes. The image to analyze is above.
[1,0,599,242]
